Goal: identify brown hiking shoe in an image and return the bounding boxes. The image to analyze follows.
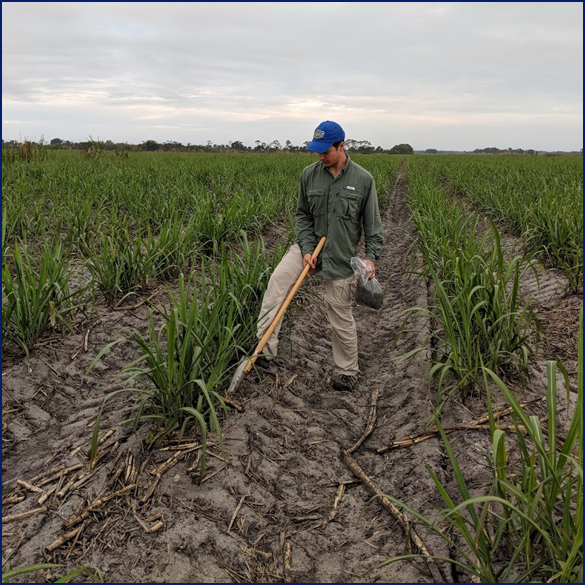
[331,374,358,392]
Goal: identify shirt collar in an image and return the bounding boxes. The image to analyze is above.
[342,155,352,174]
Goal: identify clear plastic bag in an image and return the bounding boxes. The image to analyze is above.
[350,257,384,309]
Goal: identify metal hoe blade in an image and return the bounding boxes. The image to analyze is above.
[227,360,249,394]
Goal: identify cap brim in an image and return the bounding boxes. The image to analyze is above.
[306,140,333,154]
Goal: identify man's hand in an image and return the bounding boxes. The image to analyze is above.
[303,253,316,277]
[364,259,376,279]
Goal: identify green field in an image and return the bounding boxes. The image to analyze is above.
[2,151,582,583]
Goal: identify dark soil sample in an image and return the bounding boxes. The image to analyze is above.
[356,278,384,309]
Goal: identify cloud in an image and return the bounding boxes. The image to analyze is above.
[2,2,582,150]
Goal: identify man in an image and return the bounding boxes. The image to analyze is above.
[256,120,384,391]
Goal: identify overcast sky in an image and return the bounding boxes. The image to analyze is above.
[2,2,583,151]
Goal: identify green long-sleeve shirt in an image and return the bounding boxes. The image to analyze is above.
[295,156,384,279]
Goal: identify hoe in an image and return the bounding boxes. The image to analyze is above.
[227,236,327,393]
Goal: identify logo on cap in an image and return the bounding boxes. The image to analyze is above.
[314,129,325,139]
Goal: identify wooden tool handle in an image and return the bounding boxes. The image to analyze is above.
[244,236,327,372]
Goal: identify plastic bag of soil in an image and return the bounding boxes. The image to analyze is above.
[350,257,384,310]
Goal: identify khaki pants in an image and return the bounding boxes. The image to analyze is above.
[257,244,358,376]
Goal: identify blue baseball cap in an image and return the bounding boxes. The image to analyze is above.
[306,120,345,153]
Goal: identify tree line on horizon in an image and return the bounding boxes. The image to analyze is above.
[2,136,414,155]
[2,137,581,156]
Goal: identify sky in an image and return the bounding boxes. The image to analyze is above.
[2,2,583,151]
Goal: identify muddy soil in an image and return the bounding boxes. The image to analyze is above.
[2,172,581,583]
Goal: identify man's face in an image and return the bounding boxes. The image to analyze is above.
[318,143,345,167]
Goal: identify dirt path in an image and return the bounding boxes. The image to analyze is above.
[2,169,580,583]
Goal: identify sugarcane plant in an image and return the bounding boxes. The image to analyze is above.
[380,309,583,583]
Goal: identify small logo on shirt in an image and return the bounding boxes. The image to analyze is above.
[346,185,356,191]
[314,130,325,139]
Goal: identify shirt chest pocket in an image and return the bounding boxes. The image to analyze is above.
[338,190,362,218]
[307,189,327,216]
